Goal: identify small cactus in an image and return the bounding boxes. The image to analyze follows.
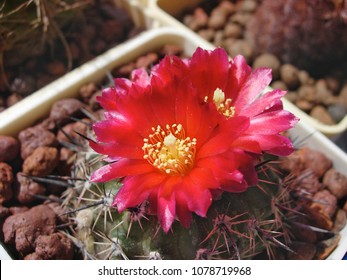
[57,47,308,260]
[61,140,298,260]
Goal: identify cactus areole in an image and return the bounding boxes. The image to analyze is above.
[89,47,298,233]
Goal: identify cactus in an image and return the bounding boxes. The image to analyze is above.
[245,0,347,76]
[53,47,308,260]
[59,141,296,260]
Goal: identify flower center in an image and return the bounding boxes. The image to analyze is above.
[142,124,197,176]
[209,88,235,119]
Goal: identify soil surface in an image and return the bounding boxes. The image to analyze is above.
[0,0,143,112]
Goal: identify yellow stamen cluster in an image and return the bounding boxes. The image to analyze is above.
[142,124,197,176]
[210,88,235,118]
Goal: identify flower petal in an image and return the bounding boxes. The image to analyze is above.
[158,194,176,233]
[247,110,299,135]
[175,190,192,228]
[239,89,287,117]
[238,134,295,156]
[89,140,143,159]
[113,172,165,211]
[234,67,272,114]
[189,47,230,99]
[90,159,154,182]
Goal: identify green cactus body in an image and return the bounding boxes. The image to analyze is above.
[62,143,292,260]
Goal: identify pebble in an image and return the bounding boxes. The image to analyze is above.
[280,146,332,178]
[325,77,340,93]
[294,170,323,196]
[89,90,102,111]
[311,189,337,219]
[240,0,258,13]
[22,147,59,177]
[230,12,251,26]
[296,99,314,112]
[297,70,311,85]
[271,80,288,91]
[310,105,336,125]
[10,76,36,96]
[46,61,66,76]
[79,83,99,103]
[198,28,215,41]
[208,8,228,29]
[280,64,300,89]
[160,44,183,56]
[193,7,209,29]
[18,126,57,159]
[57,119,91,146]
[136,52,159,69]
[218,1,236,15]
[6,93,23,107]
[0,135,20,162]
[327,104,347,123]
[49,98,84,125]
[223,22,242,38]
[283,91,298,103]
[253,53,281,79]
[28,232,74,260]
[2,204,58,255]
[323,168,347,199]
[0,162,14,204]
[226,39,253,62]
[315,79,334,104]
[298,85,316,102]
[15,172,46,204]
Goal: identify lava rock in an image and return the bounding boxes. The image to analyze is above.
[18,126,57,159]
[253,53,281,79]
[57,119,91,146]
[327,104,347,123]
[22,147,59,177]
[49,98,84,125]
[2,204,57,255]
[14,172,46,204]
[280,64,300,89]
[323,168,347,199]
[0,162,14,204]
[31,232,74,260]
[280,146,332,178]
[0,136,20,162]
[310,105,336,125]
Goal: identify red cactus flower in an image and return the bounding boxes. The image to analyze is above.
[153,47,299,156]
[90,48,297,233]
